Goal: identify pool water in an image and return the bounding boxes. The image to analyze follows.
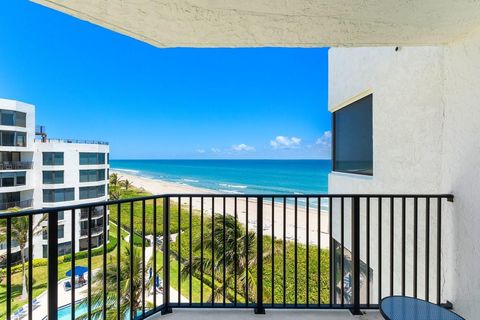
[57,302,142,320]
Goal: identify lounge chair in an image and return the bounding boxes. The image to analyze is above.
[32,298,40,310]
[13,307,26,320]
[64,280,72,291]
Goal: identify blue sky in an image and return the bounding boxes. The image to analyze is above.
[0,1,331,160]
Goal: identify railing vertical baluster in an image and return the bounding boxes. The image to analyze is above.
[6,217,12,320]
[436,197,442,305]
[340,197,344,306]
[271,197,275,307]
[329,197,334,306]
[71,210,76,320]
[414,197,418,298]
[28,215,33,320]
[129,202,134,319]
[200,197,204,306]
[222,197,226,306]
[103,205,108,319]
[350,196,362,315]
[402,197,406,296]
[378,197,383,303]
[189,197,193,306]
[245,197,248,307]
[425,197,430,301]
[88,207,92,320]
[177,197,181,306]
[117,203,121,320]
[306,197,310,307]
[234,197,238,306]
[153,199,157,310]
[142,200,146,315]
[317,197,321,307]
[162,197,172,315]
[48,211,59,320]
[390,197,394,296]
[366,197,370,306]
[283,197,287,307]
[255,197,265,314]
[212,197,215,307]
[294,197,298,307]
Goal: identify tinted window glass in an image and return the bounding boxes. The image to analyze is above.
[43,152,64,165]
[333,94,373,175]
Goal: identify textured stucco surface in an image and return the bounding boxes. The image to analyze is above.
[328,28,480,319]
[31,0,480,47]
[441,27,480,319]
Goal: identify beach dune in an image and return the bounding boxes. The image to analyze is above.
[112,170,330,248]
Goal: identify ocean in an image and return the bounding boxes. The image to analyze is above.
[110,159,331,195]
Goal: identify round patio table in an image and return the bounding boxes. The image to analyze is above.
[380,296,465,320]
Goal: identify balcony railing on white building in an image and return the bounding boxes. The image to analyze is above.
[0,193,454,320]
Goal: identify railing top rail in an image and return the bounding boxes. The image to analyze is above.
[0,193,454,218]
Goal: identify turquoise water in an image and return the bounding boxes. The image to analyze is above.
[110,160,331,195]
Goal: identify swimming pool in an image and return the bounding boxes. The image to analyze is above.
[56,302,141,320]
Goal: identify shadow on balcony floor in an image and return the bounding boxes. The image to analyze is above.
[147,309,383,320]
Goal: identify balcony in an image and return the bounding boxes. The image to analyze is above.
[80,226,104,237]
[0,193,454,320]
[79,208,104,220]
[0,198,32,211]
[0,161,33,170]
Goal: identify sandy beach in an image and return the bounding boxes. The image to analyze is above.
[112,170,330,248]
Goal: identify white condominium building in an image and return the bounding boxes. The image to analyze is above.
[0,98,109,259]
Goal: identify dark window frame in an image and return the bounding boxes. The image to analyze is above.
[332,94,373,176]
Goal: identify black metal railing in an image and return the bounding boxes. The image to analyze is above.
[0,161,33,170]
[0,193,453,320]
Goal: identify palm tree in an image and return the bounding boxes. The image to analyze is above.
[108,187,121,200]
[121,179,133,191]
[77,245,152,320]
[0,211,46,299]
[109,173,123,187]
[182,214,262,303]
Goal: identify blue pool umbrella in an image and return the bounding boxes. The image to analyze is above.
[66,266,88,277]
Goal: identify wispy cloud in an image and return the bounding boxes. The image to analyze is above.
[211,147,221,153]
[196,149,206,154]
[231,143,255,152]
[270,136,302,149]
[315,131,332,146]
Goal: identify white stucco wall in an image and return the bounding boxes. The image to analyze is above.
[328,29,480,319]
[440,27,480,319]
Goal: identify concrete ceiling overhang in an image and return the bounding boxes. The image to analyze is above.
[31,0,480,47]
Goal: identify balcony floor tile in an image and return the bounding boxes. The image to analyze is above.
[147,309,383,320]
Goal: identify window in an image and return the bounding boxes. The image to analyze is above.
[79,169,106,182]
[79,185,105,199]
[58,225,64,239]
[43,188,74,202]
[0,171,26,187]
[43,152,64,165]
[43,245,48,258]
[58,211,64,221]
[79,152,105,165]
[43,171,64,184]
[333,94,373,175]
[0,110,26,127]
[0,131,26,147]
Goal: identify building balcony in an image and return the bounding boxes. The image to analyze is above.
[0,161,33,170]
[0,193,459,320]
[79,208,104,220]
[79,226,104,237]
[0,198,32,211]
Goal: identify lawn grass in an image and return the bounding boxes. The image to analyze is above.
[0,185,332,317]
[0,222,118,318]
